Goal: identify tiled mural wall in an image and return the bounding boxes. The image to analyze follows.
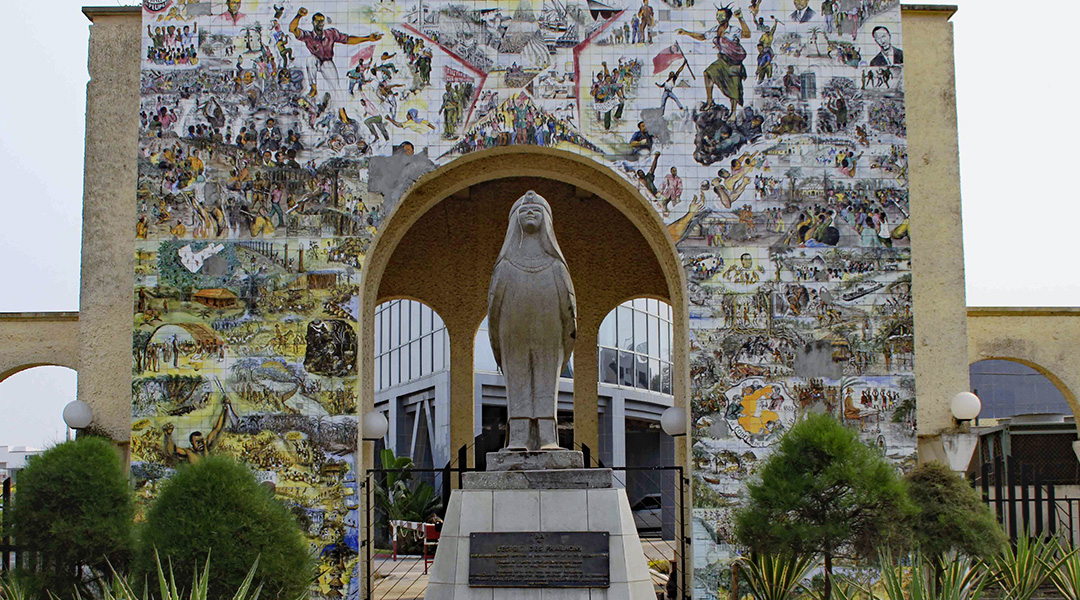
[134,0,911,597]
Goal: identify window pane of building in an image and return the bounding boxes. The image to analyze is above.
[636,354,649,389]
[618,305,633,351]
[599,312,616,348]
[390,349,399,386]
[650,359,661,392]
[599,348,618,384]
[421,335,432,374]
[619,351,634,387]
[648,315,659,358]
[391,302,400,348]
[634,309,648,355]
[410,340,421,380]
[411,302,421,339]
[422,305,432,333]
[433,310,444,331]
[660,321,670,362]
[382,309,391,351]
[433,330,445,372]
[374,314,382,355]
[634,298,647,311]
[661,362,671,395]
[382,354,390,390]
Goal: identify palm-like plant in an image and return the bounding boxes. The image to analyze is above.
[877,552,989,600]
[990,536,1064,600]
[1046,544,1080,600]
[737,552,817,600]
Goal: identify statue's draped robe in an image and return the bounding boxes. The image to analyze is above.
[488,254,576,422]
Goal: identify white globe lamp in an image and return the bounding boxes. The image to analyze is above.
[62,400,94,430]
[951,392,981,423]
[660,406,687,437]
[361,411,389,441]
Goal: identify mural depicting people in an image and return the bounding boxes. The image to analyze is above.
[289,8,383,99]
[677,8,751,114]
[869,26,903,66]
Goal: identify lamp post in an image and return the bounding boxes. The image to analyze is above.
[361,411,389,442]
[62,400,93,439]
[660,406,687,437]
[940,392,982,473]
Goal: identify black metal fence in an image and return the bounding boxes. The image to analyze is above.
[362,444,688,599]
[978,456,1080,546]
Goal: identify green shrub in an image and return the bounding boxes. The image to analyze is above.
[135,456,312,600]
[734,414,912,600]
[904,461,1007,560]
[5,436,134,598]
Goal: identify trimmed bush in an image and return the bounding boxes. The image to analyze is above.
[135,456,312,600]
[904,461,1006,560]
[5,436,134,599]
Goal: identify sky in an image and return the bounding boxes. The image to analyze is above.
[0,0,1076,448]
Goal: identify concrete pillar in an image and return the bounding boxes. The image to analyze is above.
[446,318,477,470]
[903,6,969,450]
[79,10,140,441]
[611,394,626,471]
[573,310,602,454]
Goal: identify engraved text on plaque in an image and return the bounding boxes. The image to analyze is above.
[468,532,610,588]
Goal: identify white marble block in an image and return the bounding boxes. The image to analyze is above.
[425,470,656,600]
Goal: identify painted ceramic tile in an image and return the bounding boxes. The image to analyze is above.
[136,0,909,597]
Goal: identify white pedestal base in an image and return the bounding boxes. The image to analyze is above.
[425,477,656,599]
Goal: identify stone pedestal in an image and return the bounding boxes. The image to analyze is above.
[425,463,655,600]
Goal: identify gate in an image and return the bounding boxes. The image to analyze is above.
[362,445,689,599]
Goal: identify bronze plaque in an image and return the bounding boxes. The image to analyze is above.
[468,532,610,588]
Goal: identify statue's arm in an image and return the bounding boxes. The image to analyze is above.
[487,261,507,369]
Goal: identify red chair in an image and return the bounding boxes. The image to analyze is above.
[423,523,441,574]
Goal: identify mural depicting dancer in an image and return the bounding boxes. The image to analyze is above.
[676,7,751,114]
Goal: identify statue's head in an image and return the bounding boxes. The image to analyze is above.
[496,191,568,266]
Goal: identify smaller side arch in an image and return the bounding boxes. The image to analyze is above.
[0,313,80,384]
[969,356,1077,420]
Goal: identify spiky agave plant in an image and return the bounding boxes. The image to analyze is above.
[62,552,265,600]
[738,552,817,600]
[1046,544,1080,600]
[990,536,1065,600]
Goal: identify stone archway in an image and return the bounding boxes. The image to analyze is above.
[968,308,1080,429]
[359,147,690,465]
[969,357,1075,419]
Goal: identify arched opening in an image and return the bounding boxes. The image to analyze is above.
[969,358,1073,420]
[372,298,450,471]
[969,358,1080,486]
[0,365,79,451]
[360,147,690,476]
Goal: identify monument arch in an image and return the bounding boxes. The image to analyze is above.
[359,147,692,473]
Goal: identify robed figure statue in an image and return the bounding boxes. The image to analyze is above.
[488,191,577,452]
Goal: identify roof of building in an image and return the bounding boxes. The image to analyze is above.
[192,288,238,300]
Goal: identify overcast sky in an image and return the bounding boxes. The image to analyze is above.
[0,0,1075,448]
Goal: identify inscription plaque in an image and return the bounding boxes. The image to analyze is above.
[469,532,610,588]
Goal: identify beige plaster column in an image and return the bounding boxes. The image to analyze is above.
[445,317,478,470]
[903,5,969,452]
[572,309,603,456]
[79,8,141,442]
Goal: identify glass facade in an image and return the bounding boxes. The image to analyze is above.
[599,298,673,395]
[380,298,673,394]
[374,300,449,391]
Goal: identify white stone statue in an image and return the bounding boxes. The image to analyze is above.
[488,191,577,451]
